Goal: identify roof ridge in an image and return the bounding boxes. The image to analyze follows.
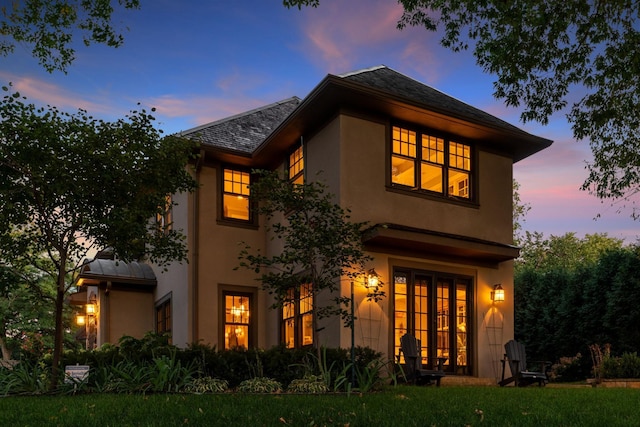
[335,65,386,78]
[354,65,523,132]
[178,96,301,136]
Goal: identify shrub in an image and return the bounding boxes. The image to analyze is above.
[236,377,282,393]
[287,374,329,393]
[548,353,588,382]
[184,376,229,394]
[602,352,640,379]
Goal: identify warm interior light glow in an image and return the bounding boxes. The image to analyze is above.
[76,314,86,326]
[492,284,505,302]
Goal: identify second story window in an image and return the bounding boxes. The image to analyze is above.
[391,126,472,200]
[288,145,304,185]
[156,194,173,234]
[223,168,250,221]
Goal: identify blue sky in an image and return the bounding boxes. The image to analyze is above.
[3,0,638,242]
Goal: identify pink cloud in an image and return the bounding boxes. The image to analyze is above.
[0,72,115,115]
[146,94,267,129]
[297,1,410,72]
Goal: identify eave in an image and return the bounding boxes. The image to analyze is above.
[363,223,520,268]
[251,75,552,168]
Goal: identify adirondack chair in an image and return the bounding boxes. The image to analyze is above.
[398,333,446,386]
[499,340,550,387]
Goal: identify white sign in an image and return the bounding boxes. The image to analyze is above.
[64,365,90,383]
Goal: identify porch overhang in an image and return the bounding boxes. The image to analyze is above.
[362,223,520,267]
[76,259,157,291]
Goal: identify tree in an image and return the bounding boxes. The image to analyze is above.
[0,260,74,362]
[0,87,198,388]
[514,232,629,364]
[285,1,640,216]
[1,0,140,73]
[237,170,384,351]
[512,179,531,247]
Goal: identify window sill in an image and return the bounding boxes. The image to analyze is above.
[386,185,479,209]
[216,218,259,230]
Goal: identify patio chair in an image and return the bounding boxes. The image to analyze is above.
[499,339,550,387]
[398,333,446,386]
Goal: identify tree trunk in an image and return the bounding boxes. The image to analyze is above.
[0,333,10,361]
[49,266,66,391]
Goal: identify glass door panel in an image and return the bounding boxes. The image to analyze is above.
[414,276,430,366]
[394,273,408,361]
[436,280,451,366]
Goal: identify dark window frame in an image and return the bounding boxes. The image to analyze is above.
[287,144,305,185]
[388,123,476,204]
[393,268,474,375]
[155,292,172,341]
[218,285,258,350]
[217,165,258,228]
[281,282,314,349]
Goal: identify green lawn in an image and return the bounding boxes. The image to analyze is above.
[1,386,639,426]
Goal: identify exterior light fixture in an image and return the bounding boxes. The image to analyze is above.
[86,303,96,315]
[76,314,86,326]
[491,284,505,303]
[366,268,380,290]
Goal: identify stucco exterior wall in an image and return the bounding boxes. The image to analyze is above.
[295,112,515,379]
[153,190,190,347]
[102,290,155,344]
[336,114,514,244]
[194,165,271,349]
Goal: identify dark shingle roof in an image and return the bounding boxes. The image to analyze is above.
[179,66,550,164]
[180,97,301,154]
[338,65,526,136]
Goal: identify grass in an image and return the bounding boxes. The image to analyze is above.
[1,386,639,426]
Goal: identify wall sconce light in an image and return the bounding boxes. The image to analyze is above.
[86,303,96,315]
[491,284,505,303]
[76,314,86,326]
[366,268,380,290]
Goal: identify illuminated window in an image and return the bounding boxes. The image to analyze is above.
[394,270,472,375]
[223,168,250,220]
[155,294,172,343]
[288,145,304,185]
[391,126,472,200]
[282,283,313,348]
[156,194,173,234]
[224,293,252,349]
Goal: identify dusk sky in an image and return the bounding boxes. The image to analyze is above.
[3,0,638,243]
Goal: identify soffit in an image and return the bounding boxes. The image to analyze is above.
[363,223,520,267]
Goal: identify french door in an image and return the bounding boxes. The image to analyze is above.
[394,269,472,374]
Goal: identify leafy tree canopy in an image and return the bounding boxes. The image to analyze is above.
[1,0,140,72]
[516,231,625,273]
[395,1,640,206]
[0,86,197,386]
[286,0,640,214]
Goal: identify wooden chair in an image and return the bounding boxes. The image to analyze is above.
[398,333,446,386]
[499,339,550,387]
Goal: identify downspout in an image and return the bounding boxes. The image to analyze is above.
[190,148,205,343]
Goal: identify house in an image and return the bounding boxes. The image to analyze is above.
[75,65,551,382]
